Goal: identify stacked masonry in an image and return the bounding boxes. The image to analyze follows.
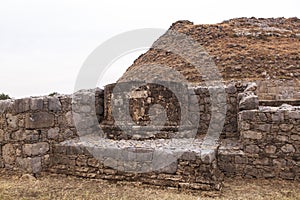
[0,81,299,191]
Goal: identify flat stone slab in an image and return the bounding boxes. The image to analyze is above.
[58,135,219,164]
[51,135,223,190]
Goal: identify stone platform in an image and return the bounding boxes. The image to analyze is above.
[49,135,223,190]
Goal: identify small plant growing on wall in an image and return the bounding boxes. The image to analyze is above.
[0,93,11,100]
[48,92,59,97]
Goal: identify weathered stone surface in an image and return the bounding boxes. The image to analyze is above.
[240,122,250,130]
[225,83,237,94]
[265,145,277,154]
[47,127,60,140]
[23,142,49,156]
[281,144,296,153]
[245,145,260,154]
[258,113,268,122]
[30,98,44,110]
[0,129,4,141]
[48,97,61,112]
[25,112,55,129]
[242,130,262,140]
[0,79,299,189]
[239,111,255,120]
[2,144,16,164]
[279,124,294,132]
[16,157,42,174]
[253,158,269,165]
[271,112,284,122]
[291,135,300,141]
[244,82,257,93]
[6,113,18,129]
[235,155,248,164]
[276,135,288,142]
[14,98,30,113]
[256,124,271,132]
[65,111,75,126]
[289,111,300,119]
[0,100,13,114]
[239,92,259,110]
[11,130,26,141]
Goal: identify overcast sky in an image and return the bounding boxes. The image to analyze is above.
[0,0,299,98]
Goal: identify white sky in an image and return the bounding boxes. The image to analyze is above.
[0,0,299,98]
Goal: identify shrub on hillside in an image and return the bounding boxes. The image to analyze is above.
[0,93,11,100]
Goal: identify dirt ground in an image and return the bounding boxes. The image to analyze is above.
[0,169,299,200]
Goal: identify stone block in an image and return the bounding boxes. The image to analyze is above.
[48,97,61,112]
[25,112,55,129]
[245,145,260,154]
[281,144,296,153]
[276,135,288,142]
[65,111,75,127]
[13,98,30,113]
[47,127,60,140]
[235,155,248,164]
[11,130,26,141]
[253,158,269,165]
[201,149,216,164]
[0,129,4,142]
[239,111,255,120]
[76,156,87,166]
[0,100,13,114]
[242,130,263,140]
[244,82,257,93]
[2,144,16,164]
[225,83,237,94]
[156,161,178,174]
[6,114,18,129]
[180,151,197,161]
[23,142,49,156]
[265,145,277,154]
[258,113,268,122]
[30,98,44,110]
[256,124,271,132]
[279,124,294,132]
[87,158,100,168]
[288,111,300,119]
[291,135,300,141]
[239,92,259,110]
[271,112,284,122]
[16,157,42,174]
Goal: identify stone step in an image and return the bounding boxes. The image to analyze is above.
[259,99,300,107]
[49,135,224,190]
[100,124,200,140]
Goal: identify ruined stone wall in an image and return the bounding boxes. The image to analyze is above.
[256,79,300,100]
[102,82,245,139]
[50,139,223,190]
[0,81,299,190]
[219,105,300,180]
[0,89,104,173]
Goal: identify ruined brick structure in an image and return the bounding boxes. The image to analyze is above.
[0,17,299,190]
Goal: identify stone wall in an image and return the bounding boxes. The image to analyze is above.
[102,81,245,139]
[0,81,299,191]
[49,137,223,190]
[256,79,300,100]
[0,89,104,173]
[218,104,300,180]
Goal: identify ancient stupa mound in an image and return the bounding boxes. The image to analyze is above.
[118,17,300,84]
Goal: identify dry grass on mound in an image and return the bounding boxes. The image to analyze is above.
[0,170,299,200]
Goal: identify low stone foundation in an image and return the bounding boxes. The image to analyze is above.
[0,81,299,191]
[49,136,223,190]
